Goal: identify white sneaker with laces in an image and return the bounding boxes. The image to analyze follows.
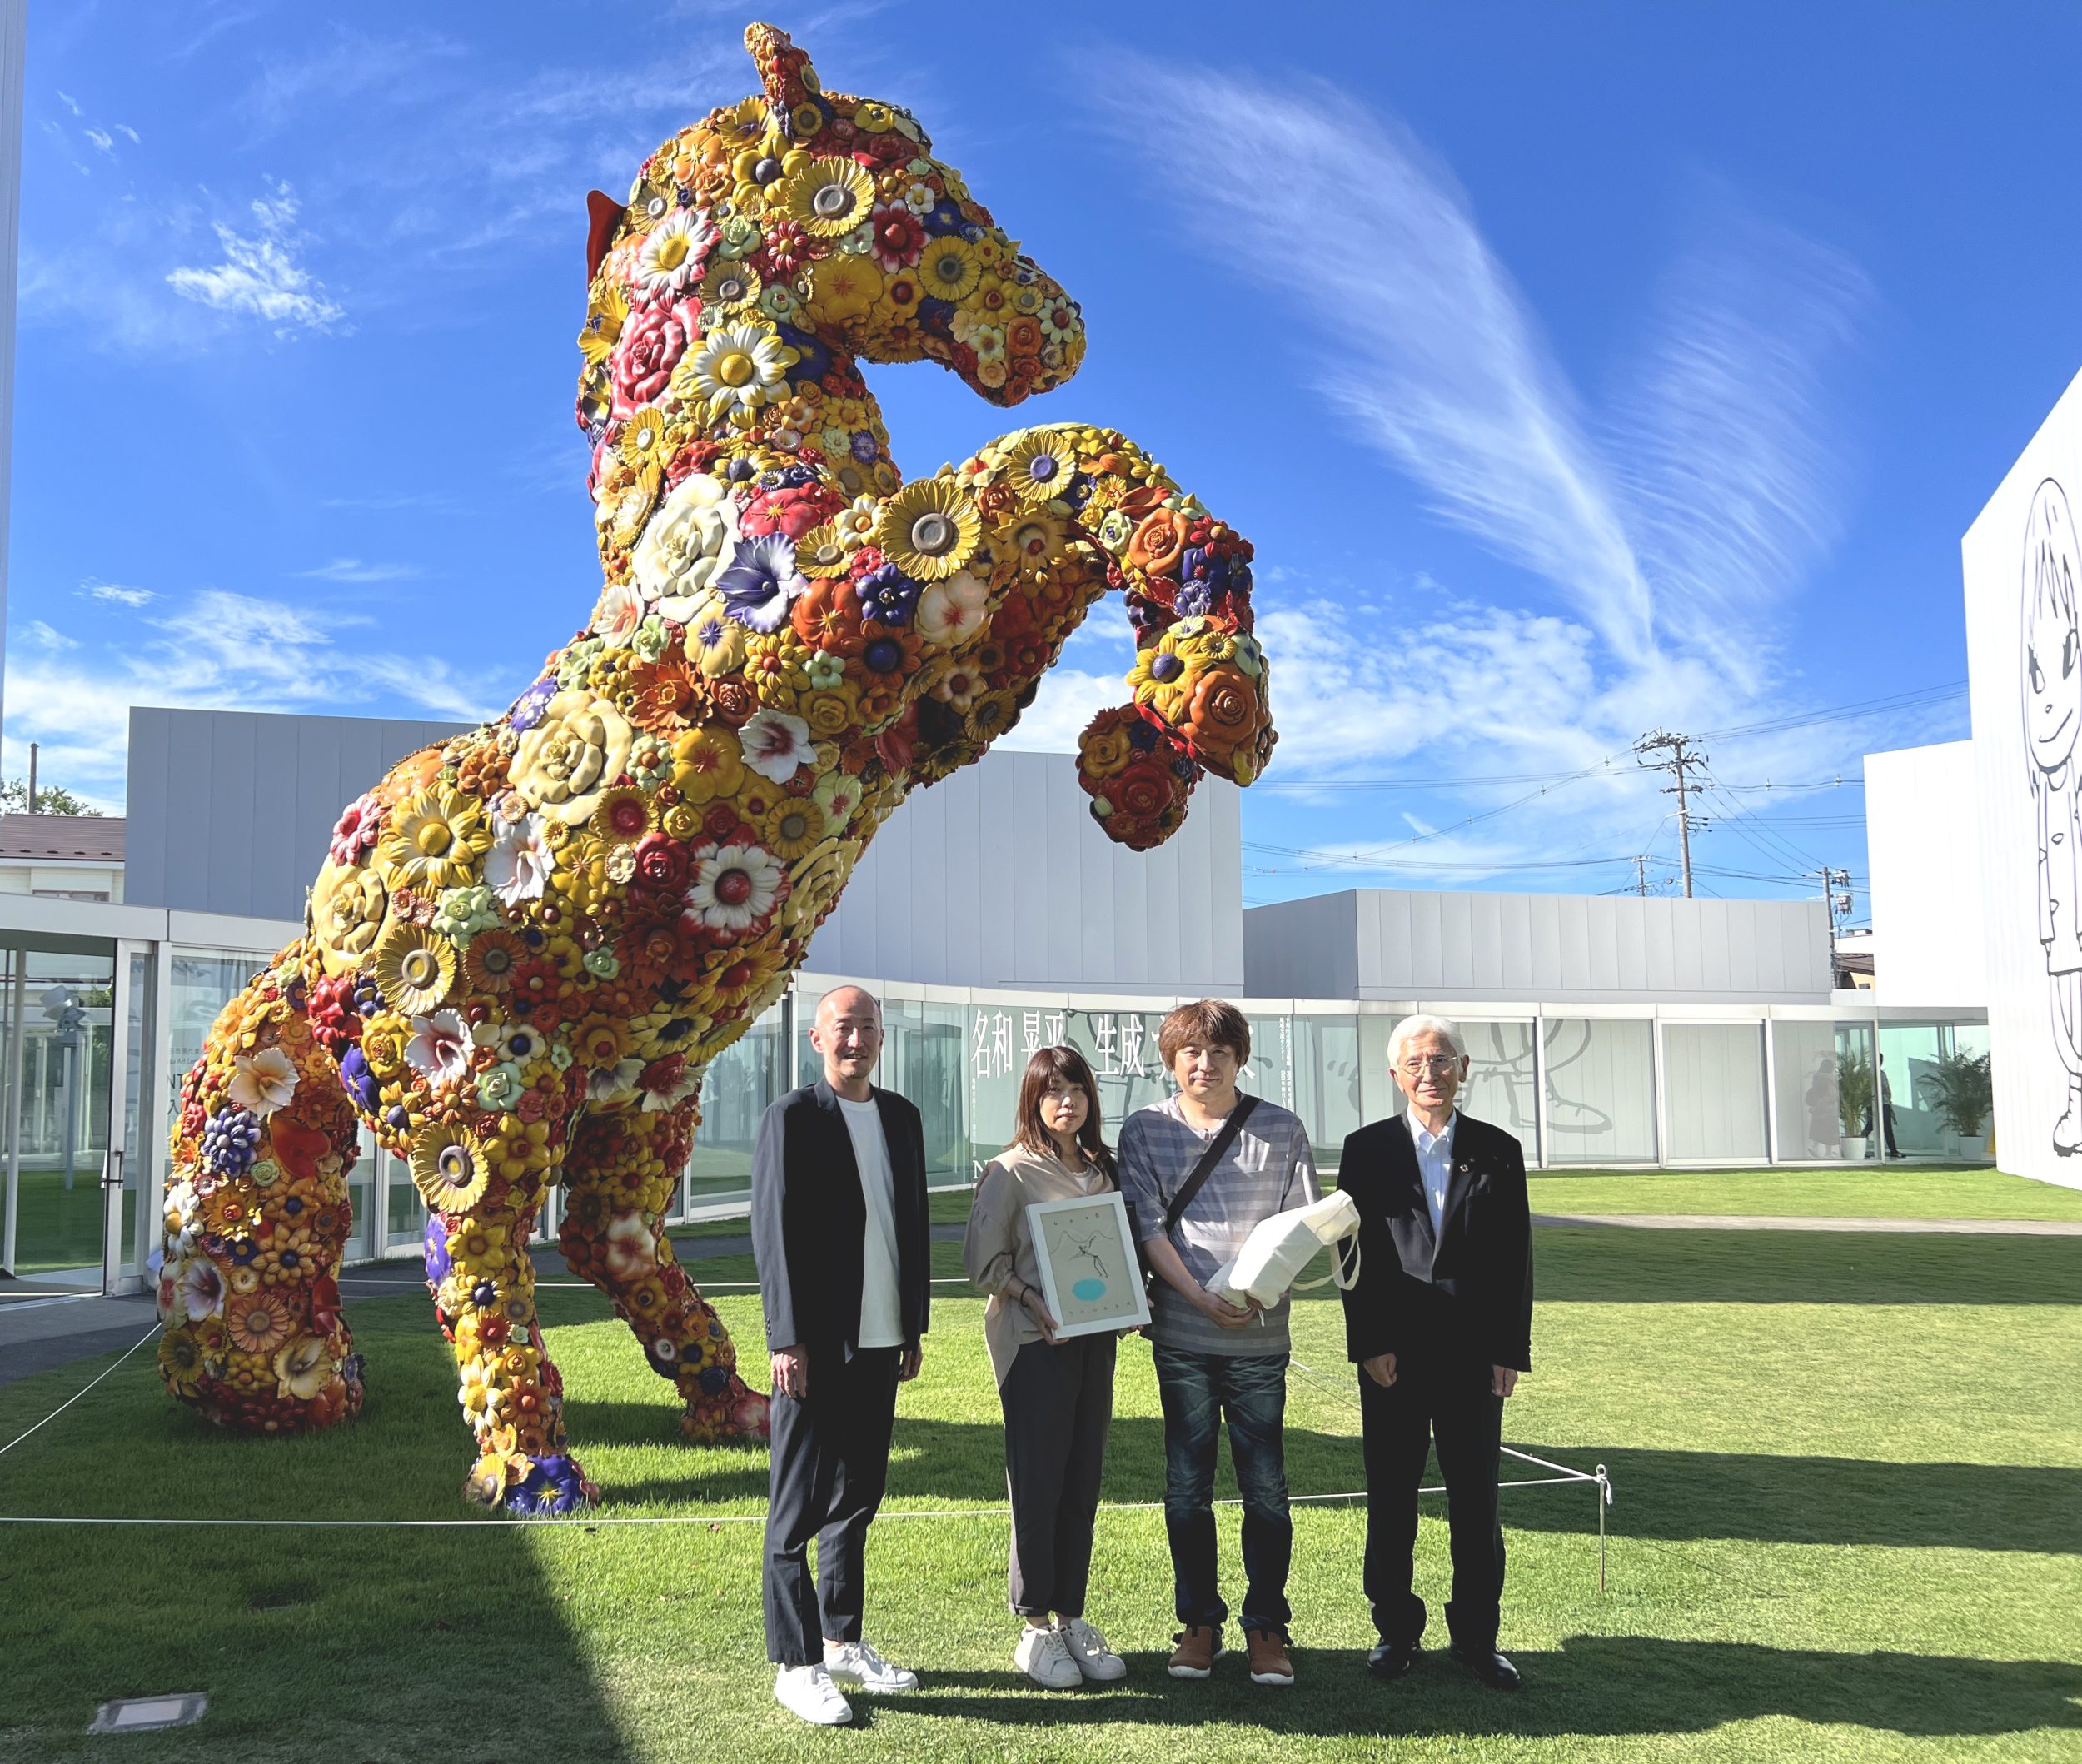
[823,1639,919,1693]
[775,1663,854,1726]
[1015,1623,1084,1689]
[1059,1617,1128,1682]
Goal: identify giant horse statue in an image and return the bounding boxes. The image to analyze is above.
[155,22,1276,1512]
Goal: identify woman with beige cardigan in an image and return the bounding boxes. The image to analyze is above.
[964,1044,1130,1691]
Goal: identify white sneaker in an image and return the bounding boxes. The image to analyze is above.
[1015,1623,1084,1689]
[1059,1617,1128,1682]
[823,1638,919,1693]
[775,1663,853,1726]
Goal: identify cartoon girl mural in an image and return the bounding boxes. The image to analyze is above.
[2023,479,2082,1152]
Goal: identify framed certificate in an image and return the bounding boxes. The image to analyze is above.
[1024,1192,1152,1339]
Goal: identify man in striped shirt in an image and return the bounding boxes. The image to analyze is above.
[1118,999,1320,1689]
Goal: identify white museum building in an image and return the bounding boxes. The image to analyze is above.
[0,691,1995,1298]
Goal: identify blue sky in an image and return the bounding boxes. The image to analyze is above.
[9,1,2080,919]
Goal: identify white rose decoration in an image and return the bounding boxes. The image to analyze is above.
[632,472,743,622]
[914,569,992,647]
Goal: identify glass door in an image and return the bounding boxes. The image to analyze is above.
[0,942,118,1290]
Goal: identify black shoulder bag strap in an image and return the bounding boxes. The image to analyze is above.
[1138,1095,1260,1291]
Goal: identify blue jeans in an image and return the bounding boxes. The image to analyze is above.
[1152,1343,1293,1634]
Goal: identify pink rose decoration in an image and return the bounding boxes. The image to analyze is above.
[329,793,382,866]
[610,299,695,417]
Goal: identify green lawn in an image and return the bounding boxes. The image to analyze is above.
[1526,1164,2082,1221]
[2,1208,2079,1762]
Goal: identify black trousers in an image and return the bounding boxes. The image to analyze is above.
[1358,1353,1506,1652]
[1001,1333,1116,1618]
[763,1345,900,1666]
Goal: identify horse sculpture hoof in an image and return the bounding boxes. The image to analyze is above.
[154,22,1274,1505]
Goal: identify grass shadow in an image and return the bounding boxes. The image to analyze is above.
[894,1639,2082,1739]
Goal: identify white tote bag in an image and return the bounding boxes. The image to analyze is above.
[1208,1189,1362,1309]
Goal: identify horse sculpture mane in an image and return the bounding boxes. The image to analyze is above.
[153,22,1276,1513]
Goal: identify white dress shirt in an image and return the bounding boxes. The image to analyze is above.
[1409,1109,1458,1238]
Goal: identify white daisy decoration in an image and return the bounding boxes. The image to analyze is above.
[685,321,794,415]
[632,208,714,302]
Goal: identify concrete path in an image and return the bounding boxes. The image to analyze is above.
[1531,1213,2082,1236]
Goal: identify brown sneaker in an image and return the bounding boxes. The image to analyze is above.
[1167,1624,1223,1679]
[1246,1627,1295,1687]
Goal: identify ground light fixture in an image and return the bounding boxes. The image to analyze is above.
[87,1693,207,1733]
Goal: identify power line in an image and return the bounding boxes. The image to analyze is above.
[1698,681,1966,742]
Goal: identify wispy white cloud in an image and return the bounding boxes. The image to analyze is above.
[1092,60,1875,880]
[55,89,82,117]
[80,579,155,608]
[166,182,345,333]
[295,557,422,583]
[2,590,501,800]
[83,127,113,154]
[23,620,79,652]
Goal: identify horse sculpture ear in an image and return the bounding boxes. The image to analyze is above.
[744,20,820,129]
[585,191,621,285]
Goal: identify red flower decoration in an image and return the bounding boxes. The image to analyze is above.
[610,299,695,417]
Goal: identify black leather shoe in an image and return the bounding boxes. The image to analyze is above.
[1450,1644,1522,1690]
[1367,1639,1420,1681]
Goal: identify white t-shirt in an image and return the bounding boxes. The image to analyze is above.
[838,1094,905,1349]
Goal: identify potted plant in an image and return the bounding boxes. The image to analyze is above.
[1918,1050,1994,1160]
[1836,1049,1875,1160]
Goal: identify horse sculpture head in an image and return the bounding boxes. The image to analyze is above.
[575,23,1275,860]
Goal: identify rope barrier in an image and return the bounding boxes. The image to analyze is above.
[2,1300,1611,1586]
[0,1322,162,1459]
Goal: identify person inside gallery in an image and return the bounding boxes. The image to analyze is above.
[964,1044,1133,1689]
[1336,1014,1535,1692]
[750,985,931,1727]
[1118,999,1321,1688]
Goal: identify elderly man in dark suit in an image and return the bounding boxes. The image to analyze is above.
[1337,1014,1534,1691]
[751,984,930,1726]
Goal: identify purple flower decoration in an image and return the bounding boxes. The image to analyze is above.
[338,1044,378,1111]
[716,533,807,634]
[1127,718,1162,755]
[509,676,557,733]
[849,431,880,464]
[859,562,920,627]
[202,1106,262,1175]
[1174,581,1214,619]
[507,1455,589,1517]
[423,1213,452,1289]
[1123,592,1171,648]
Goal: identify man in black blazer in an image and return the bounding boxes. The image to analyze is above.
[1337,1014,1533,1691]
[751,985,931,1725]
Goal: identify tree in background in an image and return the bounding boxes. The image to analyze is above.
[0,778,102,815]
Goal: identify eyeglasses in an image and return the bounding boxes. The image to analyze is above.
[1397,1056,1462,1075]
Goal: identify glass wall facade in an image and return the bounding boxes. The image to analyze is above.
[1663,1023,1769,1163]
[14,907,1995,1284]
[1544,1017,1658,1164]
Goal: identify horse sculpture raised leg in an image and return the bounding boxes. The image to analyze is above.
[155,22,1277,1513]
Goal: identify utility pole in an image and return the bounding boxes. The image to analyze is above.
[1636,730,1708,898]
[1632,855,1649,897]
[1810,866,1854,979]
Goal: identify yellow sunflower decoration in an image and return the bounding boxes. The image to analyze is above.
[780,157,874,237]
[410,1122,491,1213]
[874,476,981,581]
[370,921,459,1015]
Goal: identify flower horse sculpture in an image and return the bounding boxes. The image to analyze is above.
[155,22,1277,1513]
